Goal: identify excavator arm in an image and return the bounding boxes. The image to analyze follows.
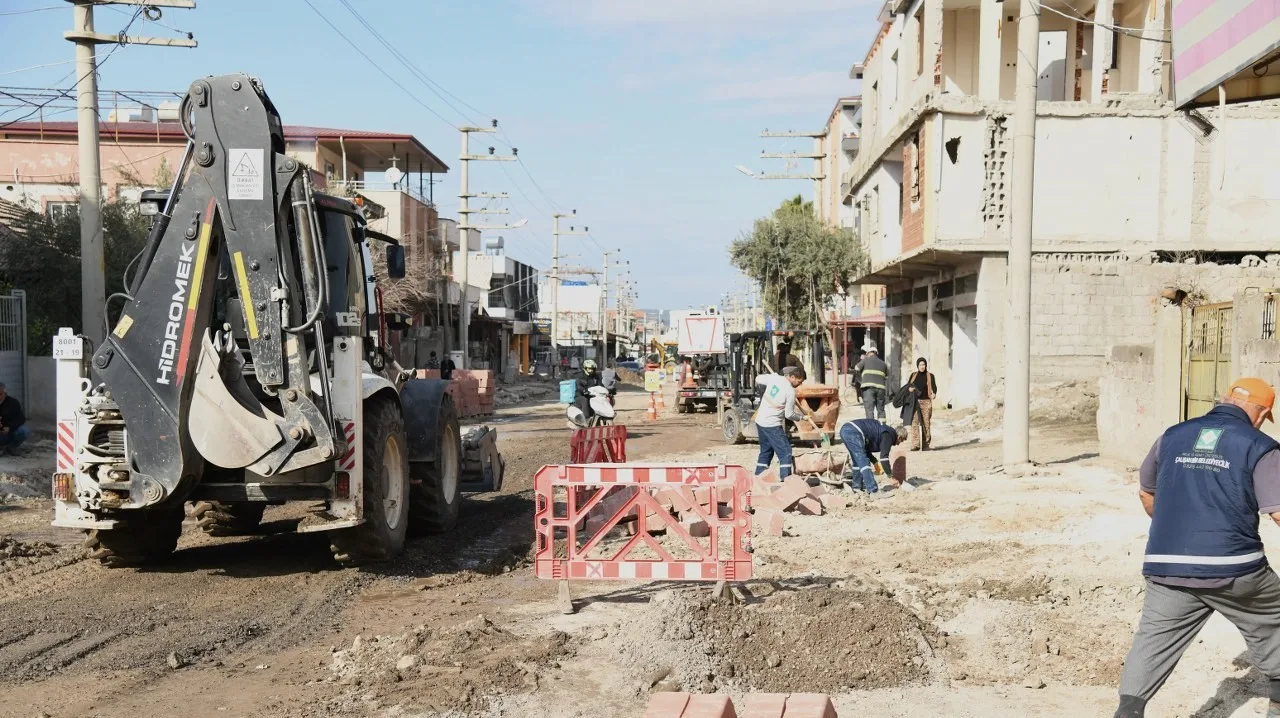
[91,74,338,507]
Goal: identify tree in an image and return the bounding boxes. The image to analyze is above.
[0,199,150,353]
[728,195,866,333]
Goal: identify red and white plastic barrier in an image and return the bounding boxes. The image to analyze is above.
[534,464,753,583]
[569,424,628,463]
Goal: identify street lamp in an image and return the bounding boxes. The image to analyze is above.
[735,165,756,177]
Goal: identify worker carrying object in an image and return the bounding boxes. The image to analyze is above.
[755,366,807,479]
[853,343,888,420]
[838,418,906,496]
[1115,378,1280,718]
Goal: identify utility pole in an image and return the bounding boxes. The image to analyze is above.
[457,122,518,370]
[1005,0,1041,466]
[600,250,624,361]
[66,0,196,342]
[739,129,827,219]
[550,211,589,376]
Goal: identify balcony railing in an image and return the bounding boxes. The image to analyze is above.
[329,179,435,208]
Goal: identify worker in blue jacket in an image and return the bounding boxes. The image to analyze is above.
[838,418,907,496]
[1116,378,1280,718]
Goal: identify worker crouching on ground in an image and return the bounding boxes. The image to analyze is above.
[854,343,888,420]
[755,366,807,479]
[838,418,907,496]
[1116,378,1280,718]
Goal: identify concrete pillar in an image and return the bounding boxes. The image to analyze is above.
[1090,0,1114,102]
[924,0,945,92]
[886,313,903,388]
[1153,303,1184,425]
[977,256,1008,409]
[978,0,1004,100]
[1138,0,1167,95]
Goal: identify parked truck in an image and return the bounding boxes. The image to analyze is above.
[50,74,501,567]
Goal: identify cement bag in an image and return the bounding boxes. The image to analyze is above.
[793,450,847,475]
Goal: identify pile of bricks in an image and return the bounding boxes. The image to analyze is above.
[749,469,836,537]
[413,369,495,419]
[643,692,837,717]
[579,485,736,539]
[458,369,496,416]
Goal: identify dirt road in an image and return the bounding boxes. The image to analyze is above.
[0,386,1271,717]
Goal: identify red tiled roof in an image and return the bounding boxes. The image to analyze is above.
[0,121,449,172]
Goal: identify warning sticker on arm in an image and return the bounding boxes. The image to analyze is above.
[228,148,264,200]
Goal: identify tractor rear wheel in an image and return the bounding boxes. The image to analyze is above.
[408,394,462,535]
[330,398,410,566]
[84,509,184,567]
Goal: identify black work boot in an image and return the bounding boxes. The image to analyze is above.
[1114,695,1146,718]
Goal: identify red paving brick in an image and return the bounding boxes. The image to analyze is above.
[740,694,788,718]
[643,692,692,717]
[758,508,785,536]
[646,693,836,717]
[781,694,838,717]
[681,515,710,538]
[684,694,737,718]
[771,475,812,510]
[796,496,823,515]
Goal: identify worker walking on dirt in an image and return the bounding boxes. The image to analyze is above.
[1116,378,1280,718]
[853,344,888,420]
[755,366,807,479]
[838,418,907,495]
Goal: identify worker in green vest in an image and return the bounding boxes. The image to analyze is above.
[854,342,888,420]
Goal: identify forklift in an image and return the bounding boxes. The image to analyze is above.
[718,331,841,445]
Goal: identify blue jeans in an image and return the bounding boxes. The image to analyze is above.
[839,423,879,493]
[755,424,794,479]
[0,425,30,452]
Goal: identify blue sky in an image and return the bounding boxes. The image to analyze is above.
[0,0,876,310]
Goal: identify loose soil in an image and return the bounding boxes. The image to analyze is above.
[0,382,1267,717]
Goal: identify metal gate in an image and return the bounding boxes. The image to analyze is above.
[1185,303,1233,419]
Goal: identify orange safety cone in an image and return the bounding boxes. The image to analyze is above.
[645,392,658,421]
[656,391,666,410]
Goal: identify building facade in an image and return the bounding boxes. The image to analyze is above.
[844,0,1280,408]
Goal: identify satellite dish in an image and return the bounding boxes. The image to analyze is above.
[384,166,405,185]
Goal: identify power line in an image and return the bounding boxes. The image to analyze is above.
[0,5,62,16]
[517,157,565,214]
[0,8,141,129]
[334,0,487,128]
[0,59,77,77]
[300,0,461,132]
[1035,0,1170,43]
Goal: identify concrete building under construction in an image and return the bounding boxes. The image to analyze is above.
[843,0,1280,409]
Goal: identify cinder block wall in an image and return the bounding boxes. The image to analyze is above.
[1017,254,1280,387]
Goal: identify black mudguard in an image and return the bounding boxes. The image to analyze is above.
[400,378,450,463]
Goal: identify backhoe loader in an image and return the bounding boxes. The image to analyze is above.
[49,74,500,567]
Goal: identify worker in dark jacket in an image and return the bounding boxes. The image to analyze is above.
[853,344,888,420]
[1116,378,1280,718]
[838,418,907,496]
[0,383,28,456]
